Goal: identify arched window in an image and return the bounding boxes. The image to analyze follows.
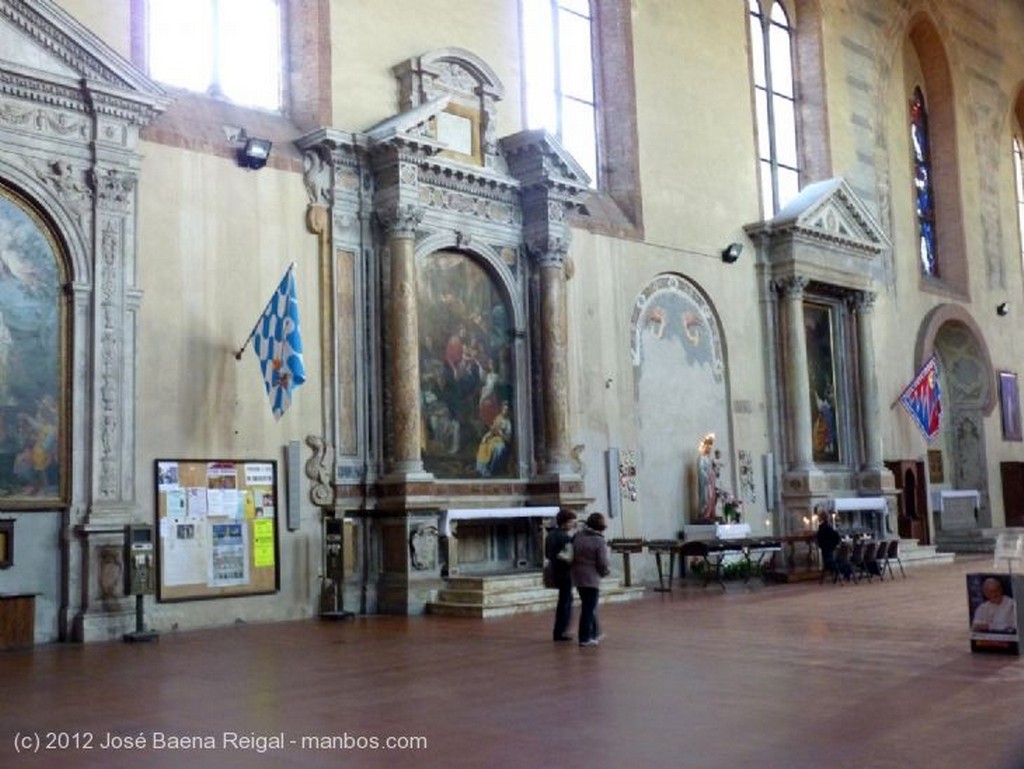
[520,0,598,186]
[910,86,937,277]
[1014,136,1024,272]
[749,0,800,215]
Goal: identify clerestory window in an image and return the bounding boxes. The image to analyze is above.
[520,0,598,186]
[1014,136,1024,273]
[909,86,937,277]
[748,0,800,216]
[146,0,283,111]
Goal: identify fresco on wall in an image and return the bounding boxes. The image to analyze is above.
[631,274,727,534]
[804,302,841,463]
[0,188,63,504]
[418,251,514,479]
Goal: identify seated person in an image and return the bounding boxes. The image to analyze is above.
[816,518,851,580]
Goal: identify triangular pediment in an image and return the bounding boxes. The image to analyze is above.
[0,0,166,116]
[762,177,889,255]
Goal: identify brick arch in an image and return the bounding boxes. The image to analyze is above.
[915,303,996,415]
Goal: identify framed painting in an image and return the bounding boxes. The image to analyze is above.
[803,302,841,463]
[417,250,515,479]
[0,185,68,508]
[1000,371,1022,442]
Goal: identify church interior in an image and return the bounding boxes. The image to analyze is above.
[1,0,1024,650]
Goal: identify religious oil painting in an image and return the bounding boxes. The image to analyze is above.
[804,302,841,463]
[418,251,515,479]
[0,187,66,507]
[1000,371,1022,442]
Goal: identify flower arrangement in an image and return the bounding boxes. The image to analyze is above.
[718,489,743,523]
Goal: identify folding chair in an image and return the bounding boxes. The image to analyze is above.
[885,539,906,579]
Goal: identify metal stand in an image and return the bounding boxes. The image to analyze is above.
[319,578,353,621]
[123,594,159,643]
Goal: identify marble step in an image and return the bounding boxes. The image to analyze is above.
[427,573,645,618]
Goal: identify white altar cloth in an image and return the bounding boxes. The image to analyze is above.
[442,507,559,537]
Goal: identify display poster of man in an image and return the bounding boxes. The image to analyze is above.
[966,573,1023,655]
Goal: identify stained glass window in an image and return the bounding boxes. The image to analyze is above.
[910,86,937,276]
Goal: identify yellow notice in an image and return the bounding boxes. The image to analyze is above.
[253,518,275,568]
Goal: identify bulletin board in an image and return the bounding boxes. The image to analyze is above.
[154,459,280,602]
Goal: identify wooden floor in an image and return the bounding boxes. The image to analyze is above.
[3,556,1024,769]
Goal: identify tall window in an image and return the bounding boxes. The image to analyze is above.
[147,0,282,110]
[1014,136,1024,271]
[749,0,799,216]
[909,86,937,276]
[520,0,598,186]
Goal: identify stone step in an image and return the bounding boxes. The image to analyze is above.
[427,572,645,618]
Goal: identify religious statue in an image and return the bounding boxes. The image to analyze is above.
[697,433,718,521]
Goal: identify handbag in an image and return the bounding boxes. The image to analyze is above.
[542,561,556,589]
[556,542,574,564]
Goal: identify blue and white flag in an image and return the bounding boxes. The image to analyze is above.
[251,266,306,420]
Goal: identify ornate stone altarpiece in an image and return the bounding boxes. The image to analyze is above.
[296,48,591,613]
[0,0,167,639]
[746,178,896,534]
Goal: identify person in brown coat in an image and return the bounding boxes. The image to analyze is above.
[570,512,611,647]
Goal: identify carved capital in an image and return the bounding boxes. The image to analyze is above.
[379,203,423,239]
[772,275,808,300]
[89,167,136,213]
[847,290,877,313]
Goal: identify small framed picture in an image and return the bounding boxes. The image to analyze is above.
[999,372,1022,442]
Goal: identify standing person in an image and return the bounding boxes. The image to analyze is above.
[545,509,577,642]
[816,516,850,581]
[571,512,611,647]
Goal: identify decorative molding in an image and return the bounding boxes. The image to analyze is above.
[305,434,335,507]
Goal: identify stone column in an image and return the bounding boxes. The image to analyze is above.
[538,245,572,475]
[776,276,814,471]
[850,291,882,471]
[385,205,426,477]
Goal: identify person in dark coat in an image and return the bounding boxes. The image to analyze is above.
[545,509,577,641]
[816,517,850,581]
[570,512,611,647]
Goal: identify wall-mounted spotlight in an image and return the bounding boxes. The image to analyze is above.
[224,125,273,170]
[997,302,1010,317]
[721,242,743,264]
[238,137,273,170]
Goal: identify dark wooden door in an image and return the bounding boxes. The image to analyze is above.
[885,460,929,544]
[1000,462,1024,527]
